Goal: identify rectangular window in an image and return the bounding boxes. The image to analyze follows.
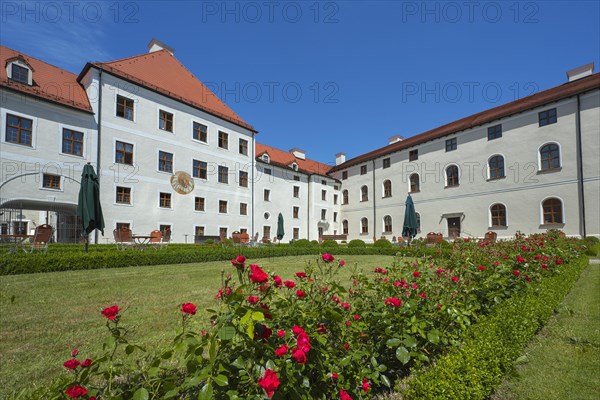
[159,225,171,237]
[321,190,327,201]
[239,171,248,187]
[116,95,134,120]
[239,138,248,155]
[383,158,391,168]
[218,166,229,184]
[159,110,173,132]
[321,180,327,185]
[409,149,418,161]
[240,228,248,234]
[263,226,271,241]
[445,138,457,152]
[333,212,338,222]
[11,64,28,84]
[321,209,327,220]
[360,165,367,175]
[42,173,60,189]
[539,108,557,127]
[218,131,229,149]
[219,200,228,214]
[293,206,299,219]
[264,189,270,201]
[193,122,207,142]
[264,168,272,175]
[116,186,131,204]
[195,226,205,236]
[240,203,248,215]
[193,160,207,179]
[195,197,205,211]
[293,186,300,198]
[159,192,172,208]
[62,128,84,156]
[5,114,32,146]
[342,171,348,180]
[158,151,173,173]
[116,222,130,231]
[293,228,299,240]
[334,194,338,205]
[293,175,300,181]
[115,141,133,165]
[487,124,502,140]
[220,227,228,238]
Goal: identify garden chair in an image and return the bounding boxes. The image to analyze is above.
[20,224,53,253]
[240,232,250,247]
[113,227,133,250]
[149,230,162,250]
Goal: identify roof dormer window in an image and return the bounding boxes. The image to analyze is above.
[291,162,298,171]
[262,154,270,163]
[6,57,33,85]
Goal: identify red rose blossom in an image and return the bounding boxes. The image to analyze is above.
[273,275,283,287]
[297,332,312,353]
[340,389,353,400]
[413,271,420,278]
[275,344,288,357]
[80,358,92,368]
[362,378,371,393]
[71,348,78,357]
[296,271,307,278]
[451,276,460,283]
[292,325,305,335]
[247,296,259,304]
[513,269,521,276]
[65,385,87,398]
[284,280,296,289]
[343,343,350,350]
[292,348,307,364]
[340,302,351,310]
[63,359,80,370]
[181,302,197,315]
[331,373,339,379]
[249,264,269,283]
[257,369,280,398]
[277,329,286,337]
[296,289,306,299]
[231,255,246,269]
[385,297,402,308]
[478,266,485,271]
[340,260,345,266]
[101,305,121,321]
[322,253,335,262]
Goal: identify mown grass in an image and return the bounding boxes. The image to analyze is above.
[491,261,600,400]
[0,254,396,397]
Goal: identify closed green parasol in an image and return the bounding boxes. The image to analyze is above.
[277,213,285,241]
[77,163,105,252]
[402,195,418,244]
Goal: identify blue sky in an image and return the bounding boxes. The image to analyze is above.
[2,1,599,165]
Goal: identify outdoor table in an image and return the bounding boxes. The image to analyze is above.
[0,234,33,254]
[131,235,153,250]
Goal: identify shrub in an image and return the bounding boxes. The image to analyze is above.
[374,238,392,248]
[348,239,366,248]
[221,238,234,247]
[310,240,319,246]
[321,239,339,248]
[291,239,312,247]
[203,239,215,245]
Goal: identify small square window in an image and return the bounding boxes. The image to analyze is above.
[239,138,248,155]
[240,203,248,215]
[5,114,32,146]
[116,95,134,120]
[116,186,131,204]
[116,222,130,231]
[321,180,327,185]
[264,168,272,175]
[193,160,207,179]
[409,149,418,161]
[445,138,457,152]
[360,165,367,175]
[239,171,248,187]
[158,151,173,173]
[219,200,228,214]
[293,175,300,181]
[195,197,205,211]
[342,171,348,180]
[218,131,229,149]
[62,128,84,156]
[159,110,173,132]
[115,141,133,165]
[193,122,207,142]
[43,174,61,190]
[539,108,557,127]
[383,158,391,169]
[159,225,171,237]
[195,226,205,236]
[159,192,172,208]
[487,124,502,140]
[10,64,29,84]
[218,166,229,184]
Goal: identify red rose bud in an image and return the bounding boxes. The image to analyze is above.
[339,260,345,266]
[71,348,78,357]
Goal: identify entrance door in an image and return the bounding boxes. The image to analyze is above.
[447,217,461,239]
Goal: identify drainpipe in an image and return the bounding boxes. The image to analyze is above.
[307,175,311,240]
[576,94,586,238]
[251,132,255,237]
[372,159,376,241]
[95,69,103,245]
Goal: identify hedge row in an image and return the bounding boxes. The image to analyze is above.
[0,245,420,275]
[403,255,589,399]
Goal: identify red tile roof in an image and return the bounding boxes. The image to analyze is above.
[79,50,256,132]
[256,143,333,177]
[0,45,92,113]
[330,72,600,172]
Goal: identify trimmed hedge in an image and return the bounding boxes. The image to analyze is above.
[403,255,589,399]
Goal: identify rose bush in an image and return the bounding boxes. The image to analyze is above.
[33,231,584,399]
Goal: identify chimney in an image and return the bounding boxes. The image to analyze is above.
[567,63,594,82]
[335,152,346,166]
[147,39,175,56]
[388,135,404,145]
[290,148,306,160]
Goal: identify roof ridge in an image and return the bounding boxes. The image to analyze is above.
[94,49,170,66]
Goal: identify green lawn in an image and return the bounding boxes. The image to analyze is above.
[491,262,600,400]
[0,254,395,397]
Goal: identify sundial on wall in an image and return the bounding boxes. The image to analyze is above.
[170,171,194,195]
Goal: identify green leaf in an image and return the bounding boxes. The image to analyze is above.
[252,311,265,321]
[132,388,149,400]
[386,338,401,347]
[197,383,213,400]
[404,335,418,348]
[218,325,236,341]
[125,344,135,355]
[104,335,116,350]
[247,323,255,339]
[265,359,275,370]
[396,346,411,364]
[148,367,160,377]
[231,357,245,369]
[208,336,218,364]
[381,374,391,388]
[240,310,252,325]
[214,374,229,387]
[427,329,441,344]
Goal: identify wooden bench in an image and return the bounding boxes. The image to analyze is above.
[321,234,348,241]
